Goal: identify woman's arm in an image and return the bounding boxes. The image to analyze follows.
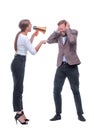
[30,30,39,43]
[35,40,46,52]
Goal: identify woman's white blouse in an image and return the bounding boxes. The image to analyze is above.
[16,34,36,56]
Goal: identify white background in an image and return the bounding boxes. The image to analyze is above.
[0,0,94,129]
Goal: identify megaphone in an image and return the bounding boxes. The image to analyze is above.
[33,26,46,34]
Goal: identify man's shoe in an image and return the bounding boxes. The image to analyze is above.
[78,114,86,121]
[50,114,61,121]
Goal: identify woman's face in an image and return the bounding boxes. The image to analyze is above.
[27,23,32,32]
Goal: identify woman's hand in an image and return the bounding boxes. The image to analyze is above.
[39,40,47,44]
[32,30,39,36]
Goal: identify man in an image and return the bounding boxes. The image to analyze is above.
[47,20,86,121]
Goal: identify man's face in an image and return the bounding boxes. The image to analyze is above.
[58,23,66,35]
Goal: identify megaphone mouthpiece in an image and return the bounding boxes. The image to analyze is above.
[33,26,37,29]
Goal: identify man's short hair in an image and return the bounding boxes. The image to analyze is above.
[57,20,67,26]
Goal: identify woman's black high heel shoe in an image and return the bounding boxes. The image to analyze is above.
[15,112,28,125]
[22,111,29,122]
[25,118,29,122]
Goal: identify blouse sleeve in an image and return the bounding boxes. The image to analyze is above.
[24,37,36,55]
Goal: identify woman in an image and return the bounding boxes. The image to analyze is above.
[11,19,46,125]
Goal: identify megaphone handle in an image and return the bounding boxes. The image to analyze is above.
[34,30,39,36]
